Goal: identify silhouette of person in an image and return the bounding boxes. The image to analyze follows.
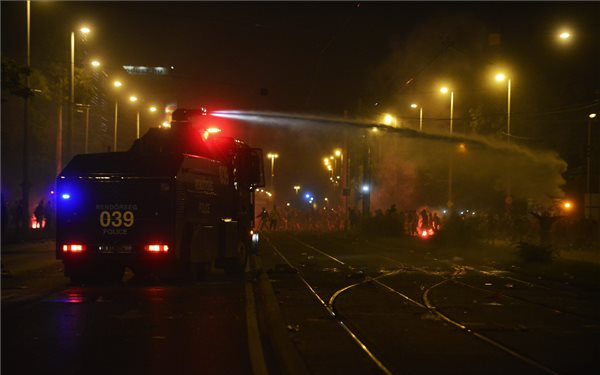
[34,199,45,228]
[257,207,269,231]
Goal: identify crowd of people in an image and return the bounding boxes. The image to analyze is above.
[254,204,445,236]
[1,193,55,242]
[253,203,597,249]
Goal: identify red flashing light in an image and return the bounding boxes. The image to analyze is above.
[62,244,86,253]
[202,127,222,140]
[144,244,169,253]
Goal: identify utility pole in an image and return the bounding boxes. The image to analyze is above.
[362,133,371,217]
[67,31,75,165]
[22,0,32,231]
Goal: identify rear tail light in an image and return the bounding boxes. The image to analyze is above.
[62,244,86,253]
[144,244,169,253]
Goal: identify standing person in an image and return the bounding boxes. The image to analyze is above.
[257,207,269,231]
[34,199,45,228]
[44,198,55,234]
[530,210,561,247]
[432,212,441,232]
[420,209,429,230]
[407,210,418,236]
[269,205,279,231]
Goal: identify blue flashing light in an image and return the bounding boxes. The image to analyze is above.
[61,193,71,200]
[305,193,310,199]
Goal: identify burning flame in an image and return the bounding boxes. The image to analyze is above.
[30,214,45,229]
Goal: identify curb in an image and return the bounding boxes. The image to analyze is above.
[250,254,309,375]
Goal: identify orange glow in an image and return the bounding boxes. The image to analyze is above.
[202,127,222,140]
[30,214,45,229]
[145,244,169,253]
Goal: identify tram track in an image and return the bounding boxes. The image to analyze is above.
[263,233,589,375]
[374,249,600,323]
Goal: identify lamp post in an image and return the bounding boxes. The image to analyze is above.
[112,80,122,151]
[75,104,91,153]
[67,26,91,163]
[586,113,598,215]
[495,73,512,204]
[22,0,32,229]
[410,103,423,131]
[129,95,140,139]
[267,152,279,197]
[440,86,454,209]
[293,185,301,195]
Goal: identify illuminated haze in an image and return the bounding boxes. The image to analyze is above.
[213,111,567,211]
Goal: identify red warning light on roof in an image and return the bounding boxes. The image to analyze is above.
[202,127,222,140]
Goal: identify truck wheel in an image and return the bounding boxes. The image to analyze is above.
[224,242,248,275]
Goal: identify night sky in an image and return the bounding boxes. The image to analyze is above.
[2,1,599,210]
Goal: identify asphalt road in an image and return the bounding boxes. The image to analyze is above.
[3,234,599,375]
[259,232,600,375]
[1,241,253,375]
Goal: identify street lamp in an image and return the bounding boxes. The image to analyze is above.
[558,29,572,43]
[293,185,301,195]
[382,113,396,126]
[439,87,454,134]
[112,80,123,151]
[75,103,91,153]
[267,152,279,195]
[440,86,455,209]
[586,113,597,206]
[495,72,512,202]
[129,95,140,139]
[68,26,91,163]
[410,103,423,131]
[21,0,32,229]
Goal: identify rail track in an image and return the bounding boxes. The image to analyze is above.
[263,233,598,375]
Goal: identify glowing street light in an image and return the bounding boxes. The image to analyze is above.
[112,81,124,151]
[440,86,455,209]
[382,113,396,126]
[129,95,141,139]
[558,30,572,42]
[149,106,157,113]
[495,72,513,202]
[68,25,92,163]
[267,152,279,195]
[293,185,301,195]
[90,60,101,68]
[586,113,598,216]
[411,103,423,131]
